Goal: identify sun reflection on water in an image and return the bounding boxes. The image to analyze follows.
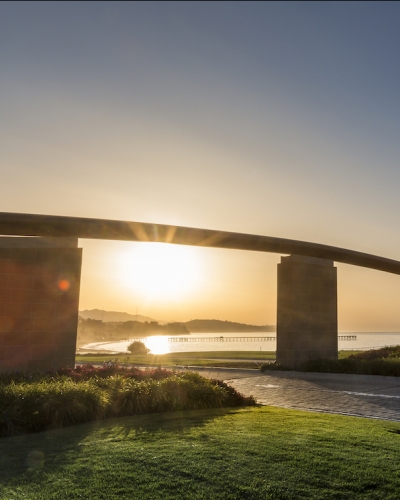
[144,336,170,355]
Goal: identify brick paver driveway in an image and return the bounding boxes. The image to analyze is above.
[190,367,400,421]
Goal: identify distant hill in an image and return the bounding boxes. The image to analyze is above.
[185,319,275,333]
[78,310,276,334]
[79,309,158,323]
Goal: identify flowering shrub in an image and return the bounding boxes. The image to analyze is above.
[0,365,175,385]
[57,364,174,381]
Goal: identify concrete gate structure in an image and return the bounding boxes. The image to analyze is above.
[1,212,400,371]
[277,255,337,368]
[0,236,82,372]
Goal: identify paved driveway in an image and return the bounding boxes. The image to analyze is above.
[190,367,400,421]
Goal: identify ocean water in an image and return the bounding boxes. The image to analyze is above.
[81,331,400,355]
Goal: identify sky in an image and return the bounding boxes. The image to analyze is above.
[1,2,400,330]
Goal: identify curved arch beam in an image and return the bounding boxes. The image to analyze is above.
[0,211,400,275]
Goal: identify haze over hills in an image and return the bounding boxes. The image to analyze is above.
[78,310,275,332]
[79,309,160,323]
[77,310,275,347]
[185,319,275,333]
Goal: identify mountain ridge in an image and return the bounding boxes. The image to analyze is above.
[185,319,275,333]
[79,309,159,323]
[79,310,275,331]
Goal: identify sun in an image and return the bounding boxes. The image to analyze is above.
[144,336,170,355]
[117,242,202,300]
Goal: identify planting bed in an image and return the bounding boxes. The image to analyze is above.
[0,366,255,437]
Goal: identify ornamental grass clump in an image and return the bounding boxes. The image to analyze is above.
[0,379,110,436]
[0,368,255,438]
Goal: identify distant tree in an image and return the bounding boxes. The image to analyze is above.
[164,322,189,335]
[127,341,150,355]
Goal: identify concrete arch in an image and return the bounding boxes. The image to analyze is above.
[0,212,400,274]
[1,212,399,370]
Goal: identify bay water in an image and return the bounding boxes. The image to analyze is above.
[81,332,400,355]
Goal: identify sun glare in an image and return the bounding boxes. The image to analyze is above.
[117,242,202,300]
[144,336,170,355]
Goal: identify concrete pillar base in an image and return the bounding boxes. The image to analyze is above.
[276,255,338,369]
[0,237,82,372]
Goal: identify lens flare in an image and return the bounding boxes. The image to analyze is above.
[58,279,70,291]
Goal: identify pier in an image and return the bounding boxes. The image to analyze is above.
[165,335,356,342]
[0,211,394,371]
[168,336,276,342]
[128,335,357,343]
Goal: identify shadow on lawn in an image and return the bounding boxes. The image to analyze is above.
[0,407,241,483]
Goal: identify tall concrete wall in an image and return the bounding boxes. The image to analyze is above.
[276,255,338,369]
[0,237,82,372]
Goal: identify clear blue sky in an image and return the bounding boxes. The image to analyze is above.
[1,2,400,329]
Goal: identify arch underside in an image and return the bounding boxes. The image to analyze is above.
[0,212,399,274]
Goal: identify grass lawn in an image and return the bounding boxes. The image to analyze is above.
[75,351,276,369]
[1,406,399,499]
[338,350,364,358]
[75,350,360,369]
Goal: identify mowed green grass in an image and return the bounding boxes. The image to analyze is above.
[75,350,276,368]
[1,406,400,499]
[75,350,359,369]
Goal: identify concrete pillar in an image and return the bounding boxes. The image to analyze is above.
[0,237,82,372]
[276,255,337,369]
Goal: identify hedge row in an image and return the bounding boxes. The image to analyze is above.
[261,355,400,377]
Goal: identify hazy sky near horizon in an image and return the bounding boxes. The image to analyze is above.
[1,2,400,330]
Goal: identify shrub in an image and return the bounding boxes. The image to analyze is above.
[260,362,288,372]
[260,350,400,377]
[348,345,400,361]
[0,379,109,436]
[127,341,150,355]
[0,367,255,438]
